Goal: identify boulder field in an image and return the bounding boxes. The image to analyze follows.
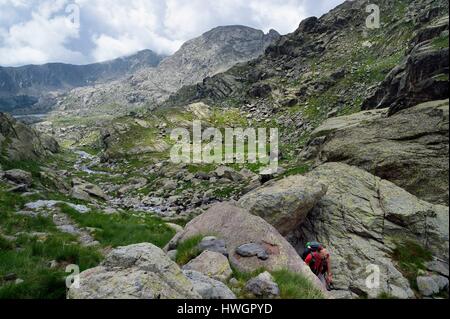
[68,159,448,299]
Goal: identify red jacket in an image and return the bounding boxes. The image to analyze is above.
[305,252,325,275]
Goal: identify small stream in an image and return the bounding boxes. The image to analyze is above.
[13,113,48,120]
[72,150,170,216]
[73,150,109,175]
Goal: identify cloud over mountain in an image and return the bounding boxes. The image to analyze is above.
[0,0,344,66]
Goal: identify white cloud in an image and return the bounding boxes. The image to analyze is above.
[0,0,345,66]
[0,0,84,65]
[248,0,308,33]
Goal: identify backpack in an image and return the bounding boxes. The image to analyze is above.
[302,241,322,260]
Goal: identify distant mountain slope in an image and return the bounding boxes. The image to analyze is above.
[0,50,165,114]
[166,0,448,116]
[55,26,280,115]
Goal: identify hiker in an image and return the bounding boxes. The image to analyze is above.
[303,242,333,289]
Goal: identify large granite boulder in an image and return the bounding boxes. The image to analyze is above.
[166,202,324,292]
[301,99,449,205]
[68,243,201,299]
[289,162,449,299]
[238,175,327,235]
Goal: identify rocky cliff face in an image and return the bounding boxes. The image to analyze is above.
[301,99,449,205]
[291,162,448,299]
[0,50,164,114]
[55,26,280,115]
[362,15,449,115]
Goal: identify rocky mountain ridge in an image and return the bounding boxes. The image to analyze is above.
[54,26,280,116]
[0,50,165,115]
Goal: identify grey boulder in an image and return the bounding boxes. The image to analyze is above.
[67,243,201,299]
[183,270,236,299]
[4,169,33,187]
[245,271,280,298]
[70,178,108,202]
[183,250,233,282]
[197,236,228,256]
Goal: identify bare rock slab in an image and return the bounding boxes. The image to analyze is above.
[238,174,327,235]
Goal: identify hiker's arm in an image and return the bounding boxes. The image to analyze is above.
[326,257,333,283]
[304,254,312,265]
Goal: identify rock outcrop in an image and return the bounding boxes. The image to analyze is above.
[68,243,201,299]
[167,202,325,292]
[301,99,449,205]
[4,169,33,187]
[362,15,449,115]
[238,175,327,235]
[0,112,59,161]
[288,162,449,299]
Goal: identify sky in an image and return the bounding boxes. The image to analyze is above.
[0,0,345,67]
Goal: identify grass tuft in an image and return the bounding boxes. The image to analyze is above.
[61,204,175,248]
[175,235,204,265]
[432,34,449,49]
[279,164,311,178]
[377,292,399,299]
[272,269,325,299]
[229,267,324,299]
[0,236,14,251]
[0,235,102,299]
[391,239,432,289]
[0,268,66,299]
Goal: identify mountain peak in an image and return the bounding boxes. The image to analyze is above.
[48,25,280,114]
[200,25,280,41]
